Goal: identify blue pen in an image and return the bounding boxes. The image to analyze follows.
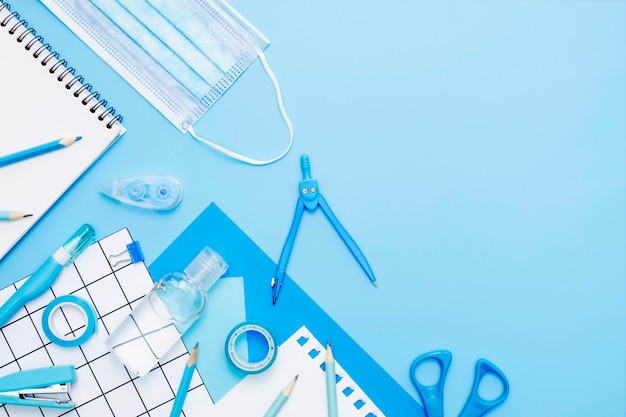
[0,224,95,327]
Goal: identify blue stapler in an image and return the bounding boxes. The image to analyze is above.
[0,366,76,409]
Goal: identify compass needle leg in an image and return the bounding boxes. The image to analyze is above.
[272,198,305,304]
[318,195,376,287]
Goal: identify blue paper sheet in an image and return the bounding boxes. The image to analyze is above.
[149,202,424,416]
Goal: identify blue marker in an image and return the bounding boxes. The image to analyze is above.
[0,224,95,327]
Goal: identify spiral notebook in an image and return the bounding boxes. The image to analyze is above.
[0,1,125,261]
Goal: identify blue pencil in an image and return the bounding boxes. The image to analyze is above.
[0,136,82,168]
[0,211,32,221]
[263,375,298,417]
[326,341,338,417]
[169,343,198,417]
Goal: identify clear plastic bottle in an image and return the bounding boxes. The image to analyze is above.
[105,247,228,377]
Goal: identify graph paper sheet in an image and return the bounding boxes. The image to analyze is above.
[0,228,382,416]
[0,229,211,417]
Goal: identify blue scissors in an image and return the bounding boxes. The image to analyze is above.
[411,350,510,417]
[271,154,377,304]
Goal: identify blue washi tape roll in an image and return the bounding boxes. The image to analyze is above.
[42,295,97,347]
[225,321,277,374]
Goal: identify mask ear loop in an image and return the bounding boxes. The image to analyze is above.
[187,48,294,166]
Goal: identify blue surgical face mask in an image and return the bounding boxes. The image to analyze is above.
[41,0,293,165]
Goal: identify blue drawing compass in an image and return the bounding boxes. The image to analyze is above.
[271,154,377,304]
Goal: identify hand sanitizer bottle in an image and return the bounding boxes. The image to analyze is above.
[105,247,228,377]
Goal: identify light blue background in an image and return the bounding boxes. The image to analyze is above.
[1,1,624,416]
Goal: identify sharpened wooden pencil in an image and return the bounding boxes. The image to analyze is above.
[0,136,82,168]
[169,343,199,417]
[326,341,338,417]
[263,375,298,417]
[0,211,33,221]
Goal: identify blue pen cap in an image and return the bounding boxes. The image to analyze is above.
[61,224,96,266]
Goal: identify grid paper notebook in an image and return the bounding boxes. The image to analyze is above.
[0,228,382,416]
[0,229,210,417]
[0,1,125,261]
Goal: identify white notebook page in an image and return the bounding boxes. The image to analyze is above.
[0,2,125,261]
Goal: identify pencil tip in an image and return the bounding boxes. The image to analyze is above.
[24,213,33,218]
[188,343,199,365]
[193,342,199,349]
[75,136,83,141]
[372,281,378,288]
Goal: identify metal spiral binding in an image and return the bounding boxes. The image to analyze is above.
[0,1,123,128]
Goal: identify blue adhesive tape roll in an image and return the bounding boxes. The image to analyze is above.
[42,295,97,347]
[225,321,277,374]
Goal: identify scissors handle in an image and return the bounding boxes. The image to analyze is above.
[458,359,510,417]
[410,350,452,417]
